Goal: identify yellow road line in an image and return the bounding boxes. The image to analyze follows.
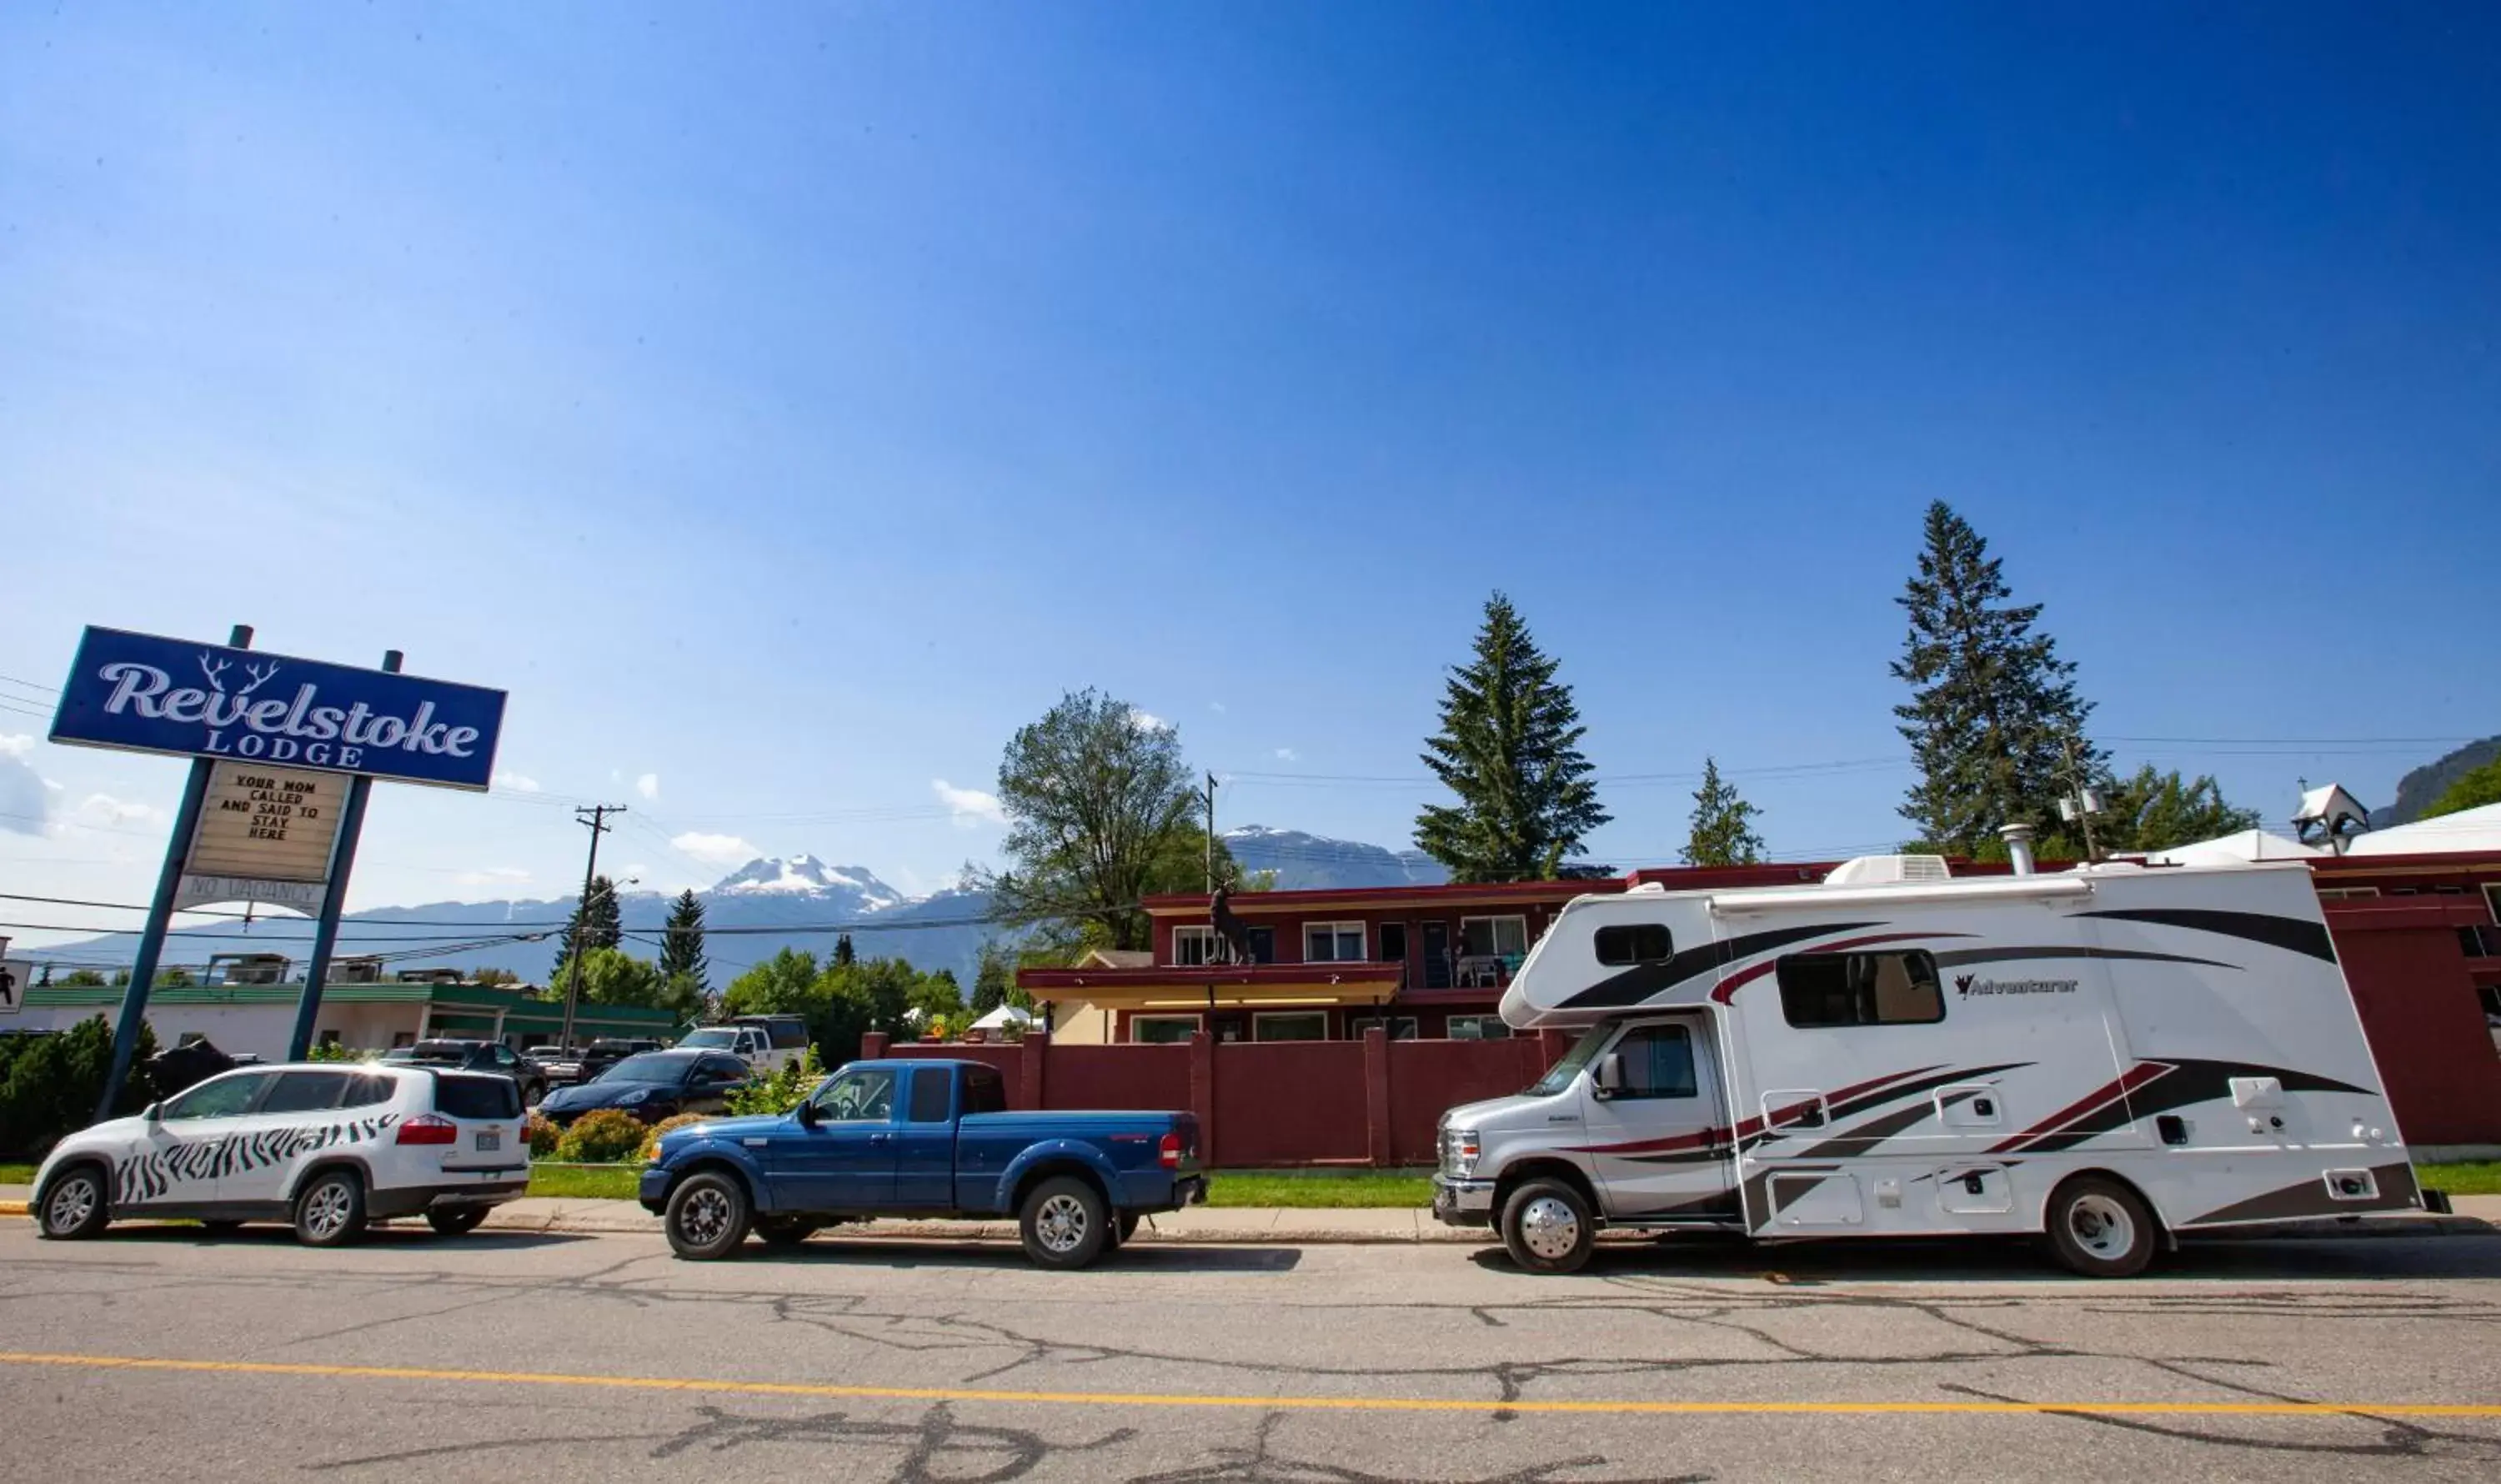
[1,1351,2496,1417]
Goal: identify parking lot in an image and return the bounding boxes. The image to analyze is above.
[6,1222,2499,1482]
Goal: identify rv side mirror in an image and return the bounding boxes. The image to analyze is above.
[1593,1054,1625,1098]
[143,1101,162,1125]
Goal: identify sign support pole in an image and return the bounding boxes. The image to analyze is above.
[98,623,252,1123]
[286,649,399,1061]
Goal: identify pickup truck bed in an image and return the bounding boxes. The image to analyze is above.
[639,1057,1206,1268]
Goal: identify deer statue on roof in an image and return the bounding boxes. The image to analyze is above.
[1209,877,1256,966]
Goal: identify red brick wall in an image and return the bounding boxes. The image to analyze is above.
[2327,903,2501,1146]
[864,1026,1572,1166]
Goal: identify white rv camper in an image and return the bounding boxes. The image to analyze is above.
[1431,855,2420,1276]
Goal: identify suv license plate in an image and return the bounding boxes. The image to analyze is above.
[475,1131,500,1151]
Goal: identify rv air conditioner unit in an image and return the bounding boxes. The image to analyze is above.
[1822,855,1952,887]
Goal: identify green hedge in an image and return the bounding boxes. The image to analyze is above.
[0,1015,159,1160]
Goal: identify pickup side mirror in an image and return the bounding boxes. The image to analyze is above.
[794,1100,820,1128]
[1592,1053,1625,1099]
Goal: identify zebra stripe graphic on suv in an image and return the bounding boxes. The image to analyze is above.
[113,1113,401,1206]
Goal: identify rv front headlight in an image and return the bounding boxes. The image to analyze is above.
[1443,1127,1481,1180]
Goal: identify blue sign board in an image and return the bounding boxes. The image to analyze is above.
[48,627,507,791]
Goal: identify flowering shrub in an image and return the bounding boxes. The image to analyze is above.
[553,1108,647,1163]
[524,1113,561,1157]
[639,1110,713,1163]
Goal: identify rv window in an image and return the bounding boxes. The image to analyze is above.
[1776,950,1945,1028]
[1595,924,1674,965]
[1608,1024,1697,1099]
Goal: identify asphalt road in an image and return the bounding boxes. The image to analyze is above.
[5,1223,2500,1483]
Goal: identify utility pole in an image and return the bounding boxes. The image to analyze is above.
[2059,737,2103,864]
[557,805,625,1050]
[1203,772,1219,894]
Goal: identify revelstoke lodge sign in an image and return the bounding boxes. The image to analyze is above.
[48,627,506,790]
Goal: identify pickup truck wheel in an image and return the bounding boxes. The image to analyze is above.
[756,1216,820,1248]
[1020,1176,1110,1270]
[664,1171,752,1261]
[1501,1177,1595,1276]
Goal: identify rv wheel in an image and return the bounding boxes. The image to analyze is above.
[1501,1178,1594,1276]
[2043,1176,2158,1278]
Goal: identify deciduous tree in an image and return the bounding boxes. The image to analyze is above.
[976,688,1204,952]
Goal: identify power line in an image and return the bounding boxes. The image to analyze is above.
[0,672,63,696]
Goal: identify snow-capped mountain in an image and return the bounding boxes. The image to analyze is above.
[1221,825,1447,890]
[711,855,904,908]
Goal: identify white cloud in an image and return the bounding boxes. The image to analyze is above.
[0,734,33,760]
[492,770,540,793]
[456,865,533,888]
[671,830,761,865]
[1274,747,1300,762]
[932,779,1007,828]
[0,754,46,836]
[80,793,163,825]
[1130,709,1170,733]
[1208,702,1227,714]
[635,773,660,800]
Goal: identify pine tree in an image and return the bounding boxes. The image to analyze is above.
[1892,503,2100,855]
[553,875,625,984]
[1415,592,1611,882]
[970,940,1016,1016]
[659,889,709,990]
[1682,757,1767,866]
[833,933,856,968]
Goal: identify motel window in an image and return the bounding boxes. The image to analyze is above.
[1460,916,1528,960]
[1255,1011,1330,1042]
[1245,926,1276,964]
[1130,1015,1203,1045]
[2317,887,2381,901]
[1447,1015,1511,1040]
[1777,950,1946,1029]
[2487,884,2501,925]
[1172,926,1220,967]
[1595,923,1674,966]
[1348,1016,1420,1040]
[1304,922,1366,963]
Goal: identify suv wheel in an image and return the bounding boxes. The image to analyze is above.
[1501,1177,1596,1275]
[427,1206,489,1237]
[665,1171,751,1260]
[38,1166,111,1241]
[293,1171,368,1248]
[1020,1176,1110,1271]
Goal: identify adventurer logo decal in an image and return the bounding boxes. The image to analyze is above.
[1954,974,2077,998]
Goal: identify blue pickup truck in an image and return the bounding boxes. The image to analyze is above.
[639,1057,1207,1268]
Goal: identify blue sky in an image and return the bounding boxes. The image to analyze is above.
[3,3,2494,943]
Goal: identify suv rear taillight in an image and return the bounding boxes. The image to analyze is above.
[1159,1131,1184,1169]
[396,1114,458,1146]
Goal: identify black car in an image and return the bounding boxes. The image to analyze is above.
[528,1037,664,1089]
[535,1049,749,1126]
[383,1039,549,1105]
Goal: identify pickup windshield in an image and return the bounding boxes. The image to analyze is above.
[1525,1025,1607,1098]
[677,1030,739,1050]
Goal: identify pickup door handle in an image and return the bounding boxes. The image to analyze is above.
[868,1133,892,1146]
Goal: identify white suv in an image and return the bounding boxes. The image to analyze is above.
[33,1062,529,1247]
